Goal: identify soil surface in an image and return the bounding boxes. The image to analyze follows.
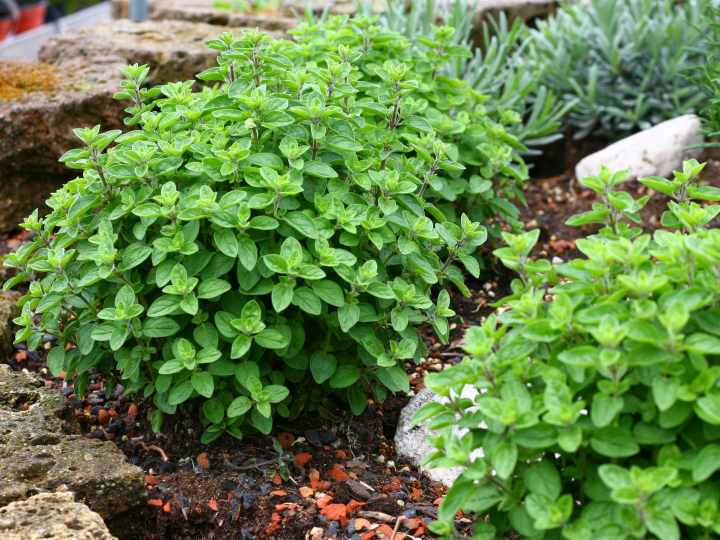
[2,144,720,539]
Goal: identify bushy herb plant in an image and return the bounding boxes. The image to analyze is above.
[353,0,568,154]
[3,28,487,442]
[415,161,720,539]
[526,0,712,140]
[687,5,720,149]
[287,12,531,242]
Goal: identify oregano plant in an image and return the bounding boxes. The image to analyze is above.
[285,14,531,243]
[3,28,486,442]
[415,161,720,539]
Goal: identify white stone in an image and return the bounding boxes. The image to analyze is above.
[575,114,704,184]
[395,387,483,488]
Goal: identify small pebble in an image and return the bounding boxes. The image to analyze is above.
[230,498,240,520]
[320,430,337,444]
[242,492,257,509]
[221,479,238,491]
[69,396,83,407]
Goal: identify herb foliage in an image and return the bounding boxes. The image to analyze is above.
[416,161,720,539]
[4,28,487,442]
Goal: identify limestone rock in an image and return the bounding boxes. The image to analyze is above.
[0,365,145,521]
[279,0,382,17]
[39,20,284,88]
[0,291,21,358]
[575,114,704,183]
[0,60,125,233]
[0,492,117,540]
[395,387,483,488]
[111,0,297,32]
[111,0,567,37]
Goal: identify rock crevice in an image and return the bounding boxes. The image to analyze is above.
[0,365,145,528]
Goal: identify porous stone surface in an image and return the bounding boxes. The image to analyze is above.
[0,365,145,521]
[395,387,483,488]
[575,114,704,183]
[39,19,280,87]
[0,291,21,358]
[111,0,297,32]
[111,0,570,33]
[0,60,125,233]
[0,491,117,540]
[279,0,382,17]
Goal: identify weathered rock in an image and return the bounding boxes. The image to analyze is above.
[111,0,297,33]
[0,491,117,540]
[39,20,283,88]
[0,365,145,521]
[279,0,382,17]
[395,387,483,488]
[0,60,125,233]
[115,0,571,26]
[0,291,21,358]
[575,114,704,183]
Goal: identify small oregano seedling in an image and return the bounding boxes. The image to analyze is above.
[4,28,486,442]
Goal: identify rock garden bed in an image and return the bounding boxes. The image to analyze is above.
[1,0,719,537]
[2,144,719,539]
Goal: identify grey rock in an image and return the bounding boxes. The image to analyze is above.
[576,114,704,184]
[39,20,285,89]
[394,387,483,488]
[0,491,117,540]
[0,365,145,520]
[111,0,297,33]
[242,492,257,509]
